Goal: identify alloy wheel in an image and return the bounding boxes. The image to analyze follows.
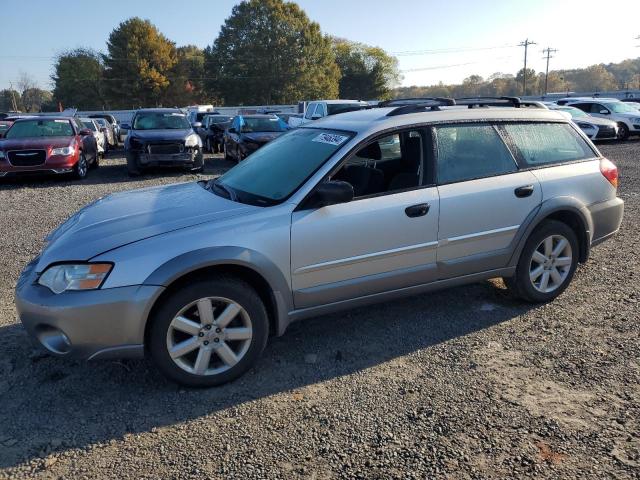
[166,296,253,376]
[76,155,87,178]
[529,234,573,293]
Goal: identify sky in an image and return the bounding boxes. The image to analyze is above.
[1,0,639,92]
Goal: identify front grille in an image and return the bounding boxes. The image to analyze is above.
[8,150,46,166]
[596,126,616,139]
[148,143,183,155]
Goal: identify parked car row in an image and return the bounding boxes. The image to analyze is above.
[554,97,640,140]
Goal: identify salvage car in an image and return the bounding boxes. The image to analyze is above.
[79,118,106,155]
[548,105,618,140]
[564,99,640,140]
[122,108,204,176]
[0,116,98,179]
[223,114,288,162]
[93,117,115,149]
[197,114,232,153]
[15,98,624,387]
[88,114,119,147]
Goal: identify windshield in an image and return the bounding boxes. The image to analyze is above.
[5,119,74,138]
[560,107,587,118]
[207,115,231,124]
[216,128,353,205]
[606,102,637,113]
[133,112,190,130]
[81,120,97,131]
[241,117,287,133]
[327,103,367,115]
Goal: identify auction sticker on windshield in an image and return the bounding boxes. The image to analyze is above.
[312,133,349,146]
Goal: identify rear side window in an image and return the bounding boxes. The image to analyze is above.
[503,123,595,166]
[435,124,517,184]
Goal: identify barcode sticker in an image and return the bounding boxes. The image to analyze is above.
[312,133,349,146]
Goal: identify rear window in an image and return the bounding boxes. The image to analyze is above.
[503,123,595,166]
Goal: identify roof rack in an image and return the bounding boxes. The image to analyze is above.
[383,97,456,116]
[455,96,524,108]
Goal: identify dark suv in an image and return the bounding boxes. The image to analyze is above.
[123,108,204,176]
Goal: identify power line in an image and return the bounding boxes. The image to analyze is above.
[542,47,558,95]
[519,38,536,95]
[391,44,519,56]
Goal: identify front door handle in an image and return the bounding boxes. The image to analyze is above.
[405,203,430,218]
[514,185,534,198]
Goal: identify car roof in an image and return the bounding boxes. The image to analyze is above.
[14,116,73,122]
[564,97,620,103]
[239,114,279,119]
[135,108,184,114]
[311,99,367,104]
[307,107,568,136]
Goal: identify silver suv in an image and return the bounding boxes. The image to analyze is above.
[16,99,624,387]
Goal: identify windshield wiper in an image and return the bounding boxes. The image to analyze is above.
[206,178,238,201]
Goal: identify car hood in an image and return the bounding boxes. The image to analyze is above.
[36,182,257,271]
[0,136,74,150]
[574,116,617,127]
[128,129,193,142]
[243,131,284,143]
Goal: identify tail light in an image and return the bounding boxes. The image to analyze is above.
[600,158,618,188]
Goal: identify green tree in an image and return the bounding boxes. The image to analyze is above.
[0,89,23,111]
[206,0,339,105]
[516,68,538,95]
[103,17,177,108]
[332,39,400,100]
[52,48,105,110]
[164,45,208,106]
[22,88,53,112]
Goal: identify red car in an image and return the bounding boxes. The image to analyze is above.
[0,116,98,179]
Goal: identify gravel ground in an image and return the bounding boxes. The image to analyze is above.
[0,142,638,479]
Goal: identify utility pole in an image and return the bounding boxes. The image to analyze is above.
[542,47,558,96]
[519,39,537,96]
[8,81,18,112]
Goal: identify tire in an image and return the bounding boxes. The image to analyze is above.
[224,144,233,161]
[91,152,100,169]
[617,123,630,141]
[191,148,204,173]
[148,277,269,387]
[213,140,220,154]
[206,138,212,154]
[126,153,141,177]
[505,220,579,303]
[73,153,88,179]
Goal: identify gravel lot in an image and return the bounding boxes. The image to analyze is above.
[0,142,638,479]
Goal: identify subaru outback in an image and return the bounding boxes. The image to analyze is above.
[16,98,624,387]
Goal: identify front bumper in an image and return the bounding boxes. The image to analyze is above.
[0,153,79,176]
[15,258,164,360]
[133,151,197,167]
[589,196,624,246]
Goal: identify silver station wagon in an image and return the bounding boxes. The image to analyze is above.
[16,97,624,387]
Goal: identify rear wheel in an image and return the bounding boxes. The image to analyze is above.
[505,220,579,303]
[617,123,630,141]
[148,277,269,387]
[73,153,88,179]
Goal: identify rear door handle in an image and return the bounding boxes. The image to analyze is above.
[514,185,534,198]
[405,203,430,218]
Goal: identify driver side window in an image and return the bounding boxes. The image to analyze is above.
[331,129,426,198]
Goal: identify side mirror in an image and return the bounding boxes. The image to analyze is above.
[599,110,609,115]
[120,123,131,130]
[306,180,354,209]
[79,128,92,136]
[192,122,202,128]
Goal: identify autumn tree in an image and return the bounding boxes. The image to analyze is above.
[332,39,400,100]
[52,48,105,110]
[103,17,177,108]
[164,45,208,106]
[206,0,339,105]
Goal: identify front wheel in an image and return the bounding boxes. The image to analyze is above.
[617,123,630,141]
[148,277,269,387]
[505,220,579,303]
[73,153,88,179]
[126,152,141,177]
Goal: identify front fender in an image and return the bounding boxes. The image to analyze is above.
[143,246,293,335]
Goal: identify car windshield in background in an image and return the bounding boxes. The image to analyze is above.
[133,112,190,130]
[241,117,287,133]
[81,120,97,132]
[208,116,231,124]
[5,119,73,138]
[560,107,588,118]
[327,103,367,115]
[216,128,353,205]
[606,102,637,114]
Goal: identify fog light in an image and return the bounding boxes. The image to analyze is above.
[35,325,71,354]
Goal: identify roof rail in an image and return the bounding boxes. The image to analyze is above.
[383,98,456,116]
[453,96,551,109]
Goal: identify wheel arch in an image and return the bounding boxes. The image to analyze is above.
[509,197,592,267]
[142,247,292,345]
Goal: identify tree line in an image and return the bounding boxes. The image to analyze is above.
[394,59,640,100]
[0,0,400,112]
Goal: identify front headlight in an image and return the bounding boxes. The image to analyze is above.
[576,122,595,130]
[185,133,201,148]
[38,263,113,294]
[51,146,75,156]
